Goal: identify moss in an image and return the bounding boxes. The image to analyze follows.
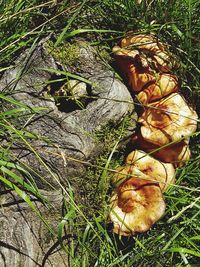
[69,113,136,220]
[97,47,112,64]
[45,40,81,68]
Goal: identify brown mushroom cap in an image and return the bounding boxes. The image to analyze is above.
[119,34,164,54]
[131,133,191,167]
[120,34,155,46]
[113,34,178,93]
[112,45,140,59]
[137,74,179,104]
[153,140,191,167]
[112,165,144,186]
[117,34,177,72]
[138,93,198,146]
[126,150,175,191]
[110,175,166,236]
[112,50,155,92]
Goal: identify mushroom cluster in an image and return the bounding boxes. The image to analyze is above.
[110,34,198,236]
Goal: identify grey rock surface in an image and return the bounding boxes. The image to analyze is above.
[0,188,68,267]
[0,38,136,265]
[0,39,135,187]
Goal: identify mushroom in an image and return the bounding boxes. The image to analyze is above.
[131,133,191,167]
[110,169,166,236]
[126,63,155,92]
[119,34,161,52]
[112,45,140,59]
[67,80,87,100]
[112,165,146,186]
[153,140,191,167]
[125,150,175,191]
[112,48,155,92]
[117,34,177,72]
[137,73,179,104]
[138,93,198,146]
[112,34,178,94]
[109,33,198,237]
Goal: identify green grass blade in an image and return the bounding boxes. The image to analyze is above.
[39,67,96,87]
[0,166,48,203]
[0,107,47,118]
[99,118,126,191]
[64,29,123,39]
[0,94,28,107]
[54,0,88,47]
[57,209,75,242]
[0,174,54,235]
[166,247,200,257]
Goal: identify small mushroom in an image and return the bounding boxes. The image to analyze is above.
[138,93,198,146]
[110,171,166,236]
[131,133,191,167]
[125,150,175,191]
[137,74,179,104]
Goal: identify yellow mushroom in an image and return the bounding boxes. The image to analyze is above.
[131,133,191,167]
[125,150,175,191]
[116,33,177,72]
[110,170,166,236]
[138,93,198,146]
[137,74,179,104]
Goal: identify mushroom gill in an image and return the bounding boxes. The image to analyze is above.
[112,34,178,96]
[112,49,155,92]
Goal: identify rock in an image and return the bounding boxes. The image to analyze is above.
[0,38,136,265]
[0,188,68,266]
[0,39,135,188]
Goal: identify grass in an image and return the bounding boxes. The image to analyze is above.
[0,0,200,266]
